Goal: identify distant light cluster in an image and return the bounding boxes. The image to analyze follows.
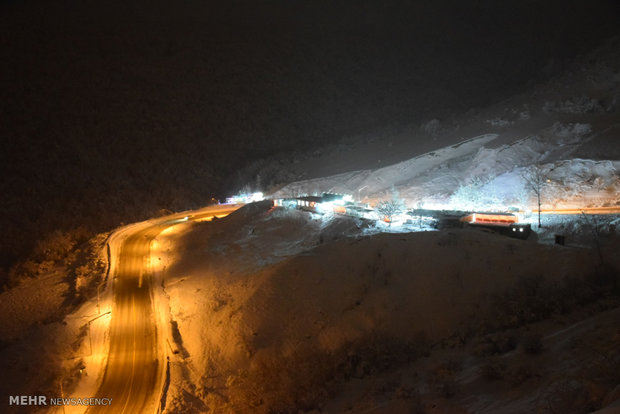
[226,192,264,204]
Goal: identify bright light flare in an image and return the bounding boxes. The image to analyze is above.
[316,201,335,214]
[226,192,264,204]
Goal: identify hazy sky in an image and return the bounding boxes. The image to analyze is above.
[4,0,620,156]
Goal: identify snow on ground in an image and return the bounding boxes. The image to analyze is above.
[449,157,620,214]
[158,202,620,414]
[0,269,90,414]
[535,213,620,247]
[156,37,620,414]
[0,271,68,341]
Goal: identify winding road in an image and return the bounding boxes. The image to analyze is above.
[84,201,616,413]
[89,205,240,414]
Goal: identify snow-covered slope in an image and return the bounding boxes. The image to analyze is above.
[157,36,620,414]
[158,201,620,414]
[273,134,499,203]
[143,37,620,414]
[269,37,620,214]
[274,132,620,213]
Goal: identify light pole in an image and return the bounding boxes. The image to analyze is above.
[358,185,368,203]
[59,376,65,414]
[87,311,111,356]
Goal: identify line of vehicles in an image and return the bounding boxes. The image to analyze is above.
[272,192,532,239]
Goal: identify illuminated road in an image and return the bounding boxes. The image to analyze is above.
[89,205,240,414]
[84,201,615,412]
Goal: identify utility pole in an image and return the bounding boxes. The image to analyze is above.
[59,377,66,414]
[358,185,368,203]
[87,311,111,356]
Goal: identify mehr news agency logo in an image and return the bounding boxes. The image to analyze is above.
[9,395,112,407]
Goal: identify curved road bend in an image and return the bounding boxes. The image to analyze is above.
[89,205,240,414]
[89,224,166,414]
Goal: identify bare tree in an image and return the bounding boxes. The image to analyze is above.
[522,165,546,228]
[376,188,405,226]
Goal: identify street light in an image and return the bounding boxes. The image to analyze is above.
[87,311,111,356]
[59,376,66,414]
[358,185,368,202]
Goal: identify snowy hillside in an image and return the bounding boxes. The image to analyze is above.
[270,36,620,215]
[272,120,620,216]
[158,201,620,414]
[155,37,620,414]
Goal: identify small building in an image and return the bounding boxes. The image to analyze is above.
[460,212,530,239]
[460,212,518,226]
[296,196,324,211]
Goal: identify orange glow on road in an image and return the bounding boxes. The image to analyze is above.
[88,205,240,413]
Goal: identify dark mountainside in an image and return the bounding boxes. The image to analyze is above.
[2,0,620,283]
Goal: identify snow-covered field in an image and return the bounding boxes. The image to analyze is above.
[0,257,110,414]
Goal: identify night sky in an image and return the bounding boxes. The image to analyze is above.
[2,0,620,270]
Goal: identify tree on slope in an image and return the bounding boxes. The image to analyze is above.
[523,164,547,228]
[451,177,486,211]
[376,188,405,226]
